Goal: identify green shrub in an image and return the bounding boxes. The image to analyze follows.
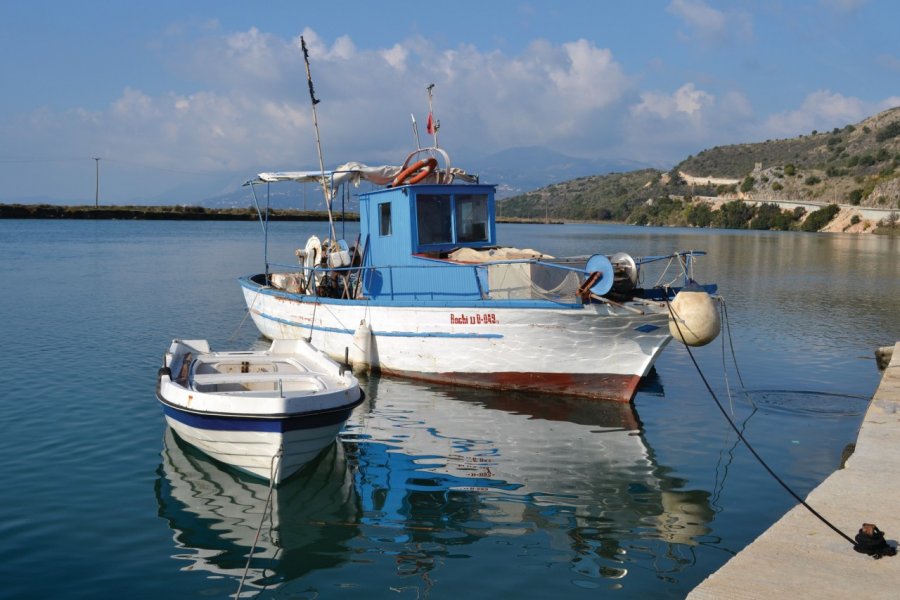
[740,176,756,192]
[714,201,756,229]
[851,215,861,225]
[772,182,784,191]
[804,175,821,185]
[801,204,840,232]
[784,164,796,176]
[875,121,900,142]
[848,189,864,205]
[750,203,793,230]
[686,203,714,227]
[716,184,737,196]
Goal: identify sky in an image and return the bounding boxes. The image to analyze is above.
[1,0,898,204]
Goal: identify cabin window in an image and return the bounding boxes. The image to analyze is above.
[455,194,489,242]
[379,202,392,236]
[416,194,453,245]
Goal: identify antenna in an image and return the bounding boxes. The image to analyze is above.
[300,36,337,243]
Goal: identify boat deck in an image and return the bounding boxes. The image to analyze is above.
[190,353,330,394]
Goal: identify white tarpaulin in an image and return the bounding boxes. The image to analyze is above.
[245,162,478,199]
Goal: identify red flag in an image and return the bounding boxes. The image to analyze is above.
[426,112,435,135]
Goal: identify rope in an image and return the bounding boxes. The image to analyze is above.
[721,297,747,390]
[664,297,856,546]
[234,447,283,599]
[229,288,265,344]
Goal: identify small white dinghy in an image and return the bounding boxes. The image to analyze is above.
[157,338,364,484]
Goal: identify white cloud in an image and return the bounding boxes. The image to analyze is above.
[668,0,727,36]
[878,97,900,111]
[763,90,869,136]
[3,23,895,203]
[1,29,643,200]
[632,83,714,119]
[667,0,752,44]
[380,44,409,72]
[622,84,757,163]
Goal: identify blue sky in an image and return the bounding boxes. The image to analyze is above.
[1,0,898,203]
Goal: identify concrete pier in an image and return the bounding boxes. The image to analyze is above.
[689,341,900,599]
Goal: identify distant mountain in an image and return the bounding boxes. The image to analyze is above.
[195,146,652,209]
[501,106,900,222]
[199,180,359,214]
[471,146,653,198]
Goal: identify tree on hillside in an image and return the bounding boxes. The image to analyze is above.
[750,203,793,230]
[714,201,755,229]
[801,204,840,232]
[686,203,714,227]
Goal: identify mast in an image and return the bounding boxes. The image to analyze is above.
[300,36,337,243]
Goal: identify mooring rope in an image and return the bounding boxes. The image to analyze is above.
[234,447,283,599]
[716,297,756,413]
[664,297,856,546]
[721,297,747,391]
[229,288,265,344]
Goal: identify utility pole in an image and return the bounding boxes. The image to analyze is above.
[92,157,100,207]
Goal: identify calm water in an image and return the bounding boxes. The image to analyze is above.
[1,219,897,599]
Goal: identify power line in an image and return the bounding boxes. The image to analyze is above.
[0,156,221,175]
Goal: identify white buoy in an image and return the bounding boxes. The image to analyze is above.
[349,320,371,373]
[668,283,721,347]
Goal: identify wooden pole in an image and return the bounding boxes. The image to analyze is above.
[93,157,100,207]
[300,37,337,243]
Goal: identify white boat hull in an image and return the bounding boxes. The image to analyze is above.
[162,414,345,483]
[240,277,672,402]
[156,338,363,483]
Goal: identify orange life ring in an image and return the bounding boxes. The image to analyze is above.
[392,157,438,187]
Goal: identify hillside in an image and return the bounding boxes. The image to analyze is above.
[500,106,900,229]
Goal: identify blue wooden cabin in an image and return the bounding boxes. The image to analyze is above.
[357,183,498,302]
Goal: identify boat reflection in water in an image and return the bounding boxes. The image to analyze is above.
[156,428,359,592]
[345,375,716,592]
[157,375,716,595]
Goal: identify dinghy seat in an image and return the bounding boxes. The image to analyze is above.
[191,371,328,393]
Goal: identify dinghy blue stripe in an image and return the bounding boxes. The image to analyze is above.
[162,404,355,432]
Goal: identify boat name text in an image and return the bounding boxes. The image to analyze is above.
[450,313,498,325]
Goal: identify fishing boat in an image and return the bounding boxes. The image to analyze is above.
[156,338,363,483]
[238,52,719,403]
[238,150,719,403]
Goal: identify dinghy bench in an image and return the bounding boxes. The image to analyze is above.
[190,371,327,393]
